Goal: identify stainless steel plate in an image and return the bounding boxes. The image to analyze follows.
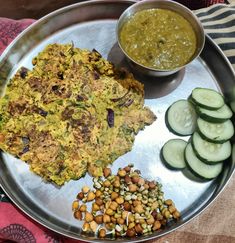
[0,0,235,242]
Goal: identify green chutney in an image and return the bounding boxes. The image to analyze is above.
[120,9,197,70]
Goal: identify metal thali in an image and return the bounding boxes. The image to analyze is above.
[0,0,235,242]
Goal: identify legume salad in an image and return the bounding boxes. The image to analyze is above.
[72,164,180,238]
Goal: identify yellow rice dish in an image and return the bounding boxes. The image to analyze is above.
[0,44,156,185]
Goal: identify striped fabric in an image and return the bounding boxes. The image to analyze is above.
[195,3,235,69]
[175,0,228,10]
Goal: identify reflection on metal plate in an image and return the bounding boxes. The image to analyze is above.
[0,1,234,242]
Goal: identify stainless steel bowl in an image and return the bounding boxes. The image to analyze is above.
[117,0,205,77]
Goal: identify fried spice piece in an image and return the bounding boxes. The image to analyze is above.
[0,43,156,185]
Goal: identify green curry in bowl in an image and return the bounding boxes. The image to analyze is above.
[119,8,197,70]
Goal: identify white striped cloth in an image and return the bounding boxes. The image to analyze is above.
[194,3,235,69]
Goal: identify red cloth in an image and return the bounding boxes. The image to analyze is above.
[0,203,77,243]
[0,18,35,54]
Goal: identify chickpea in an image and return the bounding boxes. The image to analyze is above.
[165,199,173,206]
[173,210,180,219]
[95,190,102,198]
[118,169,126,177]
[153,220,161,231]
[126,228,136,237]
[95,197,103,206]
[164,210,171,219]
[82,222,90,232]
[74,210,82,220]
[92,202,100,211]
[143,183,149,190]
[103,167,111,177]
[103,214,111,223]
[114,213,121,219]
[148,181,156,189]
[161,207,167,215]
[77,192,84,200]
[72,201,79,211]
[110,201,118,211]
[128,222,135,229]
[123,166,131,172]
[103,180,111,187]
[114,175,120,181]
[135,224,143,234]
[123,201,131,211]
[106,208,114,216]
[117,217,125,225]
[87,191,96,201]
[168,205,176,213]
[82,185,90,194]
[115,197,124,204]
[146,215,155,225]
[156,213,163,221]
[84,212,93,222]
[129,184,138,192]
[139,218,146,224]
[134,204,144,214]
[90,220,98,232]
[79,204,87,212]
[133,200,141,207]
[113,180,120,188]
[99,228,106,238]
[122,211,128,220]
[111,191,119,200]
[138,178,145,186]
[151,210,157,219]
[124,175,132,184]
[128,214,135,223]
[151,201,159,210]
[94,215,103,224]
[132,175,140,184]
[111,216,117,223]
[105,223,114,230]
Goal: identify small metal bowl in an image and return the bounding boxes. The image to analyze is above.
[117,0,205,77]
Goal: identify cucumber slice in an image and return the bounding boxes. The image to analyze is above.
[197,104,233,123]
[197,118,234,143]
[166,100,197,136]
[192,132,231,164]
[191,88,224,110]
[162,139,187,169]
[185,143,223,179]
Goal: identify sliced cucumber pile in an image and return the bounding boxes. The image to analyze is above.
[162,87,234,180]
[166,100,197,136]
[162,139,187,169]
